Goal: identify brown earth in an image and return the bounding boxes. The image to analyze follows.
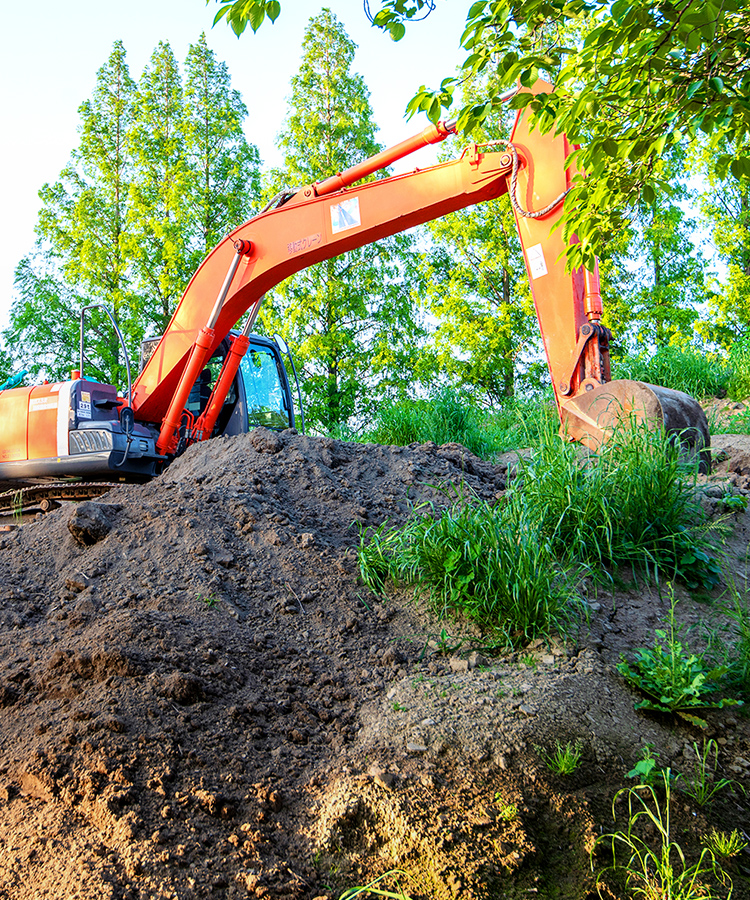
[0,427,749,900]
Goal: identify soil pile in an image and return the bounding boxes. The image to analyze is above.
[0,428,748,900]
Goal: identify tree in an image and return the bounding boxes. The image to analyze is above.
[692,137,750,346]
[183,34,261,266]
[601,153,708,352]
[420,83,540,404]
[212,0,750,269]
[6,41,137,383]
[6,38,261,383]
[257,9,425,432]
[126,42,193,334]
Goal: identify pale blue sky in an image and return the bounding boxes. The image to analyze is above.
[0,1,468,328]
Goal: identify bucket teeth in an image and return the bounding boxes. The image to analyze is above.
[560,380,710,474]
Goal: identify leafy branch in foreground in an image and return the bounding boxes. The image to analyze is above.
[211,1,750,268]
[617,591,742,728]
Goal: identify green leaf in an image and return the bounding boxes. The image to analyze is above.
[390,21,407,41]
[467,0,487,18]
[247,4,265,32]
[266,0,281,23]
[709,76,725,93]
[686,79,703,100]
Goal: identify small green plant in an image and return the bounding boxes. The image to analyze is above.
[720,490,748,513]
[198,593,220,609]
[717,577,750,696]
[594,772,733,899]
[702,829,748,860]
[339,869,415,899]
[536,739,583,775]
[494,794,518,822]
[431,627,463,656]
[627,745,662,786]
[520,653,538,669]
[391,701,407,712]
[11,490,23,525]
[616,590,742,727]
[678,739,742,807]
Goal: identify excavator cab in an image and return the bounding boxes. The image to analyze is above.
[141,331,296,440]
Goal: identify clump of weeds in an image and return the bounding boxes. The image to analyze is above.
[593,771,734,899]
[536,739,584,775]
[677,739,744,807]
[616,589,741,727]
[358,489,586,648]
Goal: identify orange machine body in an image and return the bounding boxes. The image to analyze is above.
[0,383,63,462]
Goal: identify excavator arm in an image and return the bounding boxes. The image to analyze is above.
[137,79,695,460]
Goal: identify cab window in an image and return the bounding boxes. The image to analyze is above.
[239,348,290,429]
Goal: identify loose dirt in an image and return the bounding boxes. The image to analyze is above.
[0,427,748,899]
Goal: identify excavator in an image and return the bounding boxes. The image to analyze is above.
[0,79,708,512]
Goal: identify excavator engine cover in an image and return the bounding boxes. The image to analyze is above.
[560,380,710,473]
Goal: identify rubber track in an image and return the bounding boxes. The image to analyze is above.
[0,482,119,514]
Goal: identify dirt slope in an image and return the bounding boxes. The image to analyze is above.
[0,428,748,900]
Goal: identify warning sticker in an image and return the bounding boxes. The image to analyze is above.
[29,397,58,412]
[526,243,548,279]
[330,197,361,234]
[81,391,91,403]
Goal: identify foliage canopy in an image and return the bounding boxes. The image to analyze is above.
[210,0,750,268]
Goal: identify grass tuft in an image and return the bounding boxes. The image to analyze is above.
[358,492,586,647]
[536,739,584,775]
[520,418,723,588]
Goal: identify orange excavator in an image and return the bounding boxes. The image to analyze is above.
[0,80,708,505]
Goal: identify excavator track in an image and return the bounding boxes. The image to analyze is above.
[0,482,119,516]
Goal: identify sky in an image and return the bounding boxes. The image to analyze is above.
[0,0,469,330]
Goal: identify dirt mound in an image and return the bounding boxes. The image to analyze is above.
[712,433,750,482]
[0,428,748,899]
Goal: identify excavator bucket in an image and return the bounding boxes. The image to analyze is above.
[559,380,711,473]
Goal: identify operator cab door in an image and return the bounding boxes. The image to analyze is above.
[237,342,294,431]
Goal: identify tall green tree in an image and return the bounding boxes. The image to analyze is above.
[183,33,261,265]
[126,42,193,333]
[602,153,708,351]
[258,9,425,432]
[6,38,260,384]
[7,41,137,382]
[692,137,750,347]
[420,79,539,404]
